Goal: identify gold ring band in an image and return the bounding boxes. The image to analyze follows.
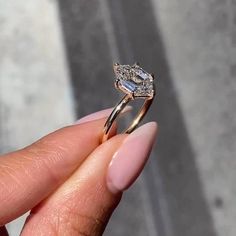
[102,94,154,143]
[102,63,156,143]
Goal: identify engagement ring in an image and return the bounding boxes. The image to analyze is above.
[102,63,156,142]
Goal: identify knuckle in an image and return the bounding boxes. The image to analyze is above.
[56,203,105,236]
[22,141,69,184]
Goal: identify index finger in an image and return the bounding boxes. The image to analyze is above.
[0,117,106,225]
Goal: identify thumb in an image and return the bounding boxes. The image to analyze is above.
[21,122,157,236]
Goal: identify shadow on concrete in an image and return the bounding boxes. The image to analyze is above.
[58,0,217,235]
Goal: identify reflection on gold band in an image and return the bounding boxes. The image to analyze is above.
[101,93,154,143]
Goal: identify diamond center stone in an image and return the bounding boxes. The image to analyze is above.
[113,63,154,98]
[134,68,150,81]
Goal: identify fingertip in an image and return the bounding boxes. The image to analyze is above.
[106,122,157,193]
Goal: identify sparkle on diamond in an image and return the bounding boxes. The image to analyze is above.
[113,64,154,98]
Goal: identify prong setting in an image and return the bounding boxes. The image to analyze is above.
[114,79,120,89]
[113,63,155,99]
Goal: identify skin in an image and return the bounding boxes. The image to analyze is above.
[0,117,158,236]
[0,118,127,236]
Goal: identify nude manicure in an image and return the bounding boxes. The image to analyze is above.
[107,122,158,193]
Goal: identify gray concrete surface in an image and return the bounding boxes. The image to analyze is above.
[0,0,235,235]
[151,1,236,235]
[0,1,75,235]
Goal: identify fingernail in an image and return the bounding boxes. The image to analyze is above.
[107,122,157,193]
[75,106,132,125]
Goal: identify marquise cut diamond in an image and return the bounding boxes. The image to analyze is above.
[113,63,154,98]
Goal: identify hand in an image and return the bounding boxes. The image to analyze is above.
[0,108,157,236]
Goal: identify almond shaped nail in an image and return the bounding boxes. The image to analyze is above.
[107,122,157,193]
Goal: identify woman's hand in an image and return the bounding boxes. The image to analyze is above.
[0,108,157,236]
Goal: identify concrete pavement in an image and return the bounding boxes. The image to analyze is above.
[0,0,235,235]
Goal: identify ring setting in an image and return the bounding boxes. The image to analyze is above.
[102,63,156,143]
[114,63,155,100]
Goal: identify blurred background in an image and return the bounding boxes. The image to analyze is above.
[0,0,236,235]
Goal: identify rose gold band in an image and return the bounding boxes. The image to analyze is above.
[101,93,154,143]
